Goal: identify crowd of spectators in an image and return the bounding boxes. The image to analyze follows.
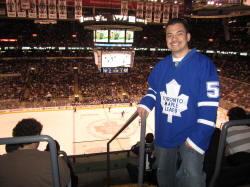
[78,61,124,104]
[0,60,27,108]
[0,54,249,111]
[0,59,75,109]
[213,55,249,82]
[28,59,74,101]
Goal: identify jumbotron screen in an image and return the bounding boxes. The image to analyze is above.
[94,30,109,43]
[93,30,134,44]
[109,30,125,43]
[102,51,133,67]
[93,50,135,73]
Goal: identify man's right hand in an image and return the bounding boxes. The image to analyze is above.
[137,107,149,118]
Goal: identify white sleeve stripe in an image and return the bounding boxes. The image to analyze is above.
[186,138,205,155]
[148,87,157,94]
[145,94,156,101]
[137,104,151,113]
[197,119,215,127]
[198,101,219,107]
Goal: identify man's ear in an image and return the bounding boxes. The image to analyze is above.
[187,33,191,42]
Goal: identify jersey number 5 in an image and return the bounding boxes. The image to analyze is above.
[207,82,219,98]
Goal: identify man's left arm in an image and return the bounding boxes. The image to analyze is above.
[186,58,220,154]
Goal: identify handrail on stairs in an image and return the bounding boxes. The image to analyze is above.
[107,111,147,187]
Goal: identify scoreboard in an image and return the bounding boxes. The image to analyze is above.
[94,50,135,74]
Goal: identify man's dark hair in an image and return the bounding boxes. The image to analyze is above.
[12,118,43,137]
[145,133,154,143]
[166,18,190,33]
[9,118,43,149]
[227,107,247,121]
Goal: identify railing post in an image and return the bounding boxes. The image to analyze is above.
[107,143,110,187]
[138,114,147,187]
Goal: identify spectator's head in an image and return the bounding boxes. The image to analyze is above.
[227,107,247,121]
[12,118,43,148]
[145,133,154,143]
[165,18,191,57]
[13,118,43,137]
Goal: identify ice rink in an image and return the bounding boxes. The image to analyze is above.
[0,105,155,156]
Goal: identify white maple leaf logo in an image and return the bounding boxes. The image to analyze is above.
[160,79,189,123]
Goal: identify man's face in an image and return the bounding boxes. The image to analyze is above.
[166,23,191,57]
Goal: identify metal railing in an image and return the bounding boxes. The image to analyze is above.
[137,113,147,187]
[208,119,250,187]
[0,135,60,187]
[107,111,148,187]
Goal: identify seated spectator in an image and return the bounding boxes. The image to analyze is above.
[0,118,71,187]
[126,133,157,185]
[226,107,250,154]
[204,107,250,187]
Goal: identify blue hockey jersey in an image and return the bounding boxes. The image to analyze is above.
[138,48,220,154]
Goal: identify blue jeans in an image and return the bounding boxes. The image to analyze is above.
[155,143,206,187]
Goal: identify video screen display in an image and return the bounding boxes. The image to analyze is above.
[93,50,135,73]
[126,31,134,43]
[109,30,125,43]
[101,51,133,68]
[94,30,108,43]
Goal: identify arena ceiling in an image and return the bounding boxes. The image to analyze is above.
[190,0,250,18]
[0,0,249,19]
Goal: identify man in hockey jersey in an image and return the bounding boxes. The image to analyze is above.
[137,18,220,187]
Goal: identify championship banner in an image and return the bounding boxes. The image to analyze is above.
[136,1,143,18]
[21,0,30,10]
[154,3,161,23]
[16,0,26,17]
[38,0,47,18]
[28,0,37,18]
[145,2,152,23]
[75,0,82,19]
[6,0,16,17]
[172,5,179,19]
[162,3,170,24]
[184,0,192,15]
[228,0,241,3]
[121,1,128,16]
[48,0,57,19]
[58,0,67,19]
